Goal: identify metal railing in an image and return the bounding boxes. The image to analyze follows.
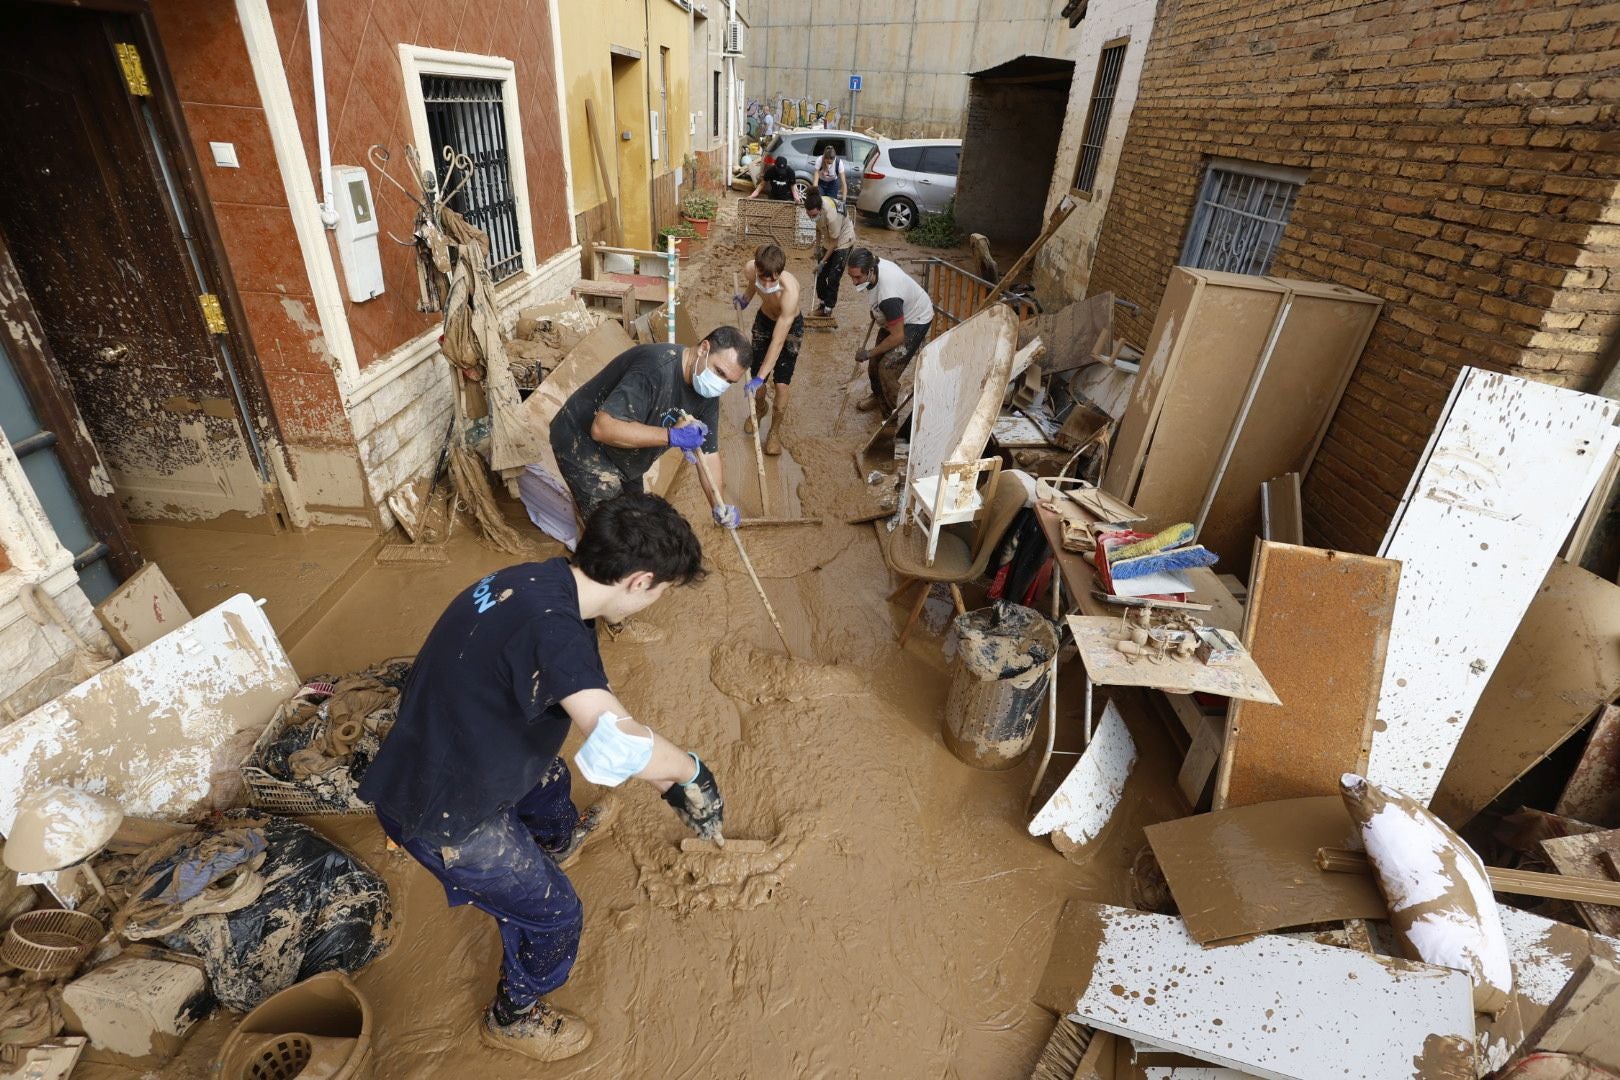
[422,75,523,281]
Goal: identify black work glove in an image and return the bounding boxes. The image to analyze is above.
[662,756,724,841]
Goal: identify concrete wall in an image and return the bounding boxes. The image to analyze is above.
[1083,0,1620,555]
[955,77,1072,244]
[1031,0,1159,304]
[750,0,1077,138]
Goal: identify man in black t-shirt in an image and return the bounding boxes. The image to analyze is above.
[749,157,800,202]
[550,326,750,528]
[359,494,723,1063]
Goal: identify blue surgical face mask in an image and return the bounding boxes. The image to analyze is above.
[693,350,730,398]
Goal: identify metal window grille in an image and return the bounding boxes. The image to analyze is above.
[421,75,523,281]
[1180,162,1305,276]
[1072,42,1126,193]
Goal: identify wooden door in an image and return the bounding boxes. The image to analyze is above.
[0,4,267,522]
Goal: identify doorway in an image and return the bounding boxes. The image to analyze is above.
[0,3,275,529]
[610,49,652,247]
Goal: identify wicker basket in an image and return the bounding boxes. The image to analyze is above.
[1,908,103,978]
[239,702,371,816]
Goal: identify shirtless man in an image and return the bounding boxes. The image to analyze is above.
[732,244,804,456]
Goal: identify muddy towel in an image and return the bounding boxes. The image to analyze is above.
[942,602,1058,771]
[255,660,412,812]
[152,816,393,1011]
[116,828,268,941]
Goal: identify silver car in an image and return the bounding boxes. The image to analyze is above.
[856,139,962,231]
[759,128,876,205]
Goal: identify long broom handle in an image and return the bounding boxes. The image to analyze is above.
[735,271,771,516]
[691,448,794,656]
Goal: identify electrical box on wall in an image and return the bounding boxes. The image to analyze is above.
[332,165,383,303]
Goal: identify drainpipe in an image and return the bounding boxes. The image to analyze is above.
[308,0,339,228]
[725,0,736,173]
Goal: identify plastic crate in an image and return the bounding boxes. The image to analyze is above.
[239,700,371,816]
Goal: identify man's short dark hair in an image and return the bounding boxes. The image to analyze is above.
[575,493,705,587]
[701,324,750,369]
[803,188,823,212]
[847,248,876,273]
[754,244,786,278]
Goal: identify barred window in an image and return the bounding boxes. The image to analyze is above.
[1072,40,1127,194]
[421,75,523,281]
[1180,159,1307,276]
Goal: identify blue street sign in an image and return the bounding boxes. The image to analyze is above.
[849,74,863,92]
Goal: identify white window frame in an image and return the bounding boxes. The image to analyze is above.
[399,46,537,283]
[1179,157,1308,276]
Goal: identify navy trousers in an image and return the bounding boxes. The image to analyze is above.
[378,758,582,1005]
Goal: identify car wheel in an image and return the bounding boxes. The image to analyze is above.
[882,197,918,231]
[794,177,811,202]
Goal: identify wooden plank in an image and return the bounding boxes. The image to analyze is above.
[1557,705,1620,827]
[1102,269,1203,501]
[583,99,621,247]
[1258,473,1302,546]
[1067,615,1281,704]
[93,562,191,655]
[1028,700,1135,848]
[1035,901,1477,1080]
[1369,368,1620,807]
[1542,830,1620,935]
[1431,559,1620,827]
[1175,714,1223,807]
[1214,542,1399,810]
[1318,845,1620,906]
[1200,282,1381,568]
[1524,956,1620,1065]
[0,594,297,827]
[1146,796,1385,944]
[1481,905,1620,1074]
[1127,275,1289,530]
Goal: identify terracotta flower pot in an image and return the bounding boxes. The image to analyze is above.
[682,214,713,237]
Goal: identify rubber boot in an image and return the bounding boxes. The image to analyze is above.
[481,1000,592,1062]
[763,403,787,456]
[856,395,882,413]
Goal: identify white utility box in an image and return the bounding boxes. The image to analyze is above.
[332,164,383,302]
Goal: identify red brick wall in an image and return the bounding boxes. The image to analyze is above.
[152,0,354,448]
[269,0,573,368]
[1085,0,1620,554]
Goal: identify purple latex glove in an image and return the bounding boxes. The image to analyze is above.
[856,349,870,364]
[668,421,709,451]
[747,376,765,394]
[712,504,741,528]
[732,293,748,310]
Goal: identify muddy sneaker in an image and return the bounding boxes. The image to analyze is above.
[481,1000,592,1062]
[856,395,882,413]
[550,800,617,870]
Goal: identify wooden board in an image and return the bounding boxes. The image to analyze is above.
[94,561,191,655]
[1126,274,1289,530]
[1035,901,1476,1080]
[1557,705,1620,827]
[1199,282,1381,569]
[1541,830,1620,937]
[1103,269,1201,500]
[1176,714,1223,807]
[1525,956,1620,1066]
[0,594,296,828]
[1431,559,1620,827]
[1067,616,1281,704]
[1214,543,1399,810]
[1145,796,1385,944]
[1369,368,1620,806]
[1028,700,1135,846]
[1480,905,1620,1074]
[518,319,638,500]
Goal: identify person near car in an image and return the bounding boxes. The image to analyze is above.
[762,108,776,138]
[814,146,848,209]
[804,189,855,317]
[733,243,804,457]
[846,248,934,415]
[749,156,799,202]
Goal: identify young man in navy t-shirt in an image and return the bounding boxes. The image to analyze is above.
[359,493,724,1062]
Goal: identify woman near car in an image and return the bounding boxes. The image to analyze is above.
[814,146,848,209]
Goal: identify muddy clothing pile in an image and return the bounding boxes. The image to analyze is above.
[253,661,412,812]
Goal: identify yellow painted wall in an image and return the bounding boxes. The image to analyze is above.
[558,0,692,248]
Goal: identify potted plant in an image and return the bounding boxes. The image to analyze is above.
[681,191,718,237]
[658,221,699,263]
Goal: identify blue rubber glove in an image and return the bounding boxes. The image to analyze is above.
[732,293,748,310]
[668,421,708,452]
[712,504,741,529]
[747,376,765,394]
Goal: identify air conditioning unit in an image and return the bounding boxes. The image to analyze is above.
[724,21,745,56]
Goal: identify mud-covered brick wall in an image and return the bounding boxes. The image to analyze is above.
[1084,0,1620,556]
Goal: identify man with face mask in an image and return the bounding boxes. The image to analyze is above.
[549,325,749,528]
[733,244,804,456]
[359,493,723,1063]
[845,247,934,414]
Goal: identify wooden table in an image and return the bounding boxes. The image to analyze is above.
[1027,501,1246,808]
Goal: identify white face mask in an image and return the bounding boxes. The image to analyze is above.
[758,280,783,295]
[574,711,654,786]
[692,350,731,398]
[855,279,873,292]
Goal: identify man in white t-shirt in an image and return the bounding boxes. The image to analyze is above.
[846,248,934,414]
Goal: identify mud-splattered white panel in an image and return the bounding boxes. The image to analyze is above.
[1369,368,1619,806]
[0,594,297,829]
[1028,700,1135,846]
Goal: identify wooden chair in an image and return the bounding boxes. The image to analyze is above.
[880,478,1029,646]
[909,457,1002,567]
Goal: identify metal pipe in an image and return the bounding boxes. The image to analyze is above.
[308,0,338,227]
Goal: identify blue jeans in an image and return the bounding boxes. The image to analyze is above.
[817,179,842,207]
[377,758,582,1005]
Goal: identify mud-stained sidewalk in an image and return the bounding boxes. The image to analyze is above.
[79,199,1184,1079]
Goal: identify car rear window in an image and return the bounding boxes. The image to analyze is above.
[863,146,879,172]
[919,145,961,176]
[886,146,924,171]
